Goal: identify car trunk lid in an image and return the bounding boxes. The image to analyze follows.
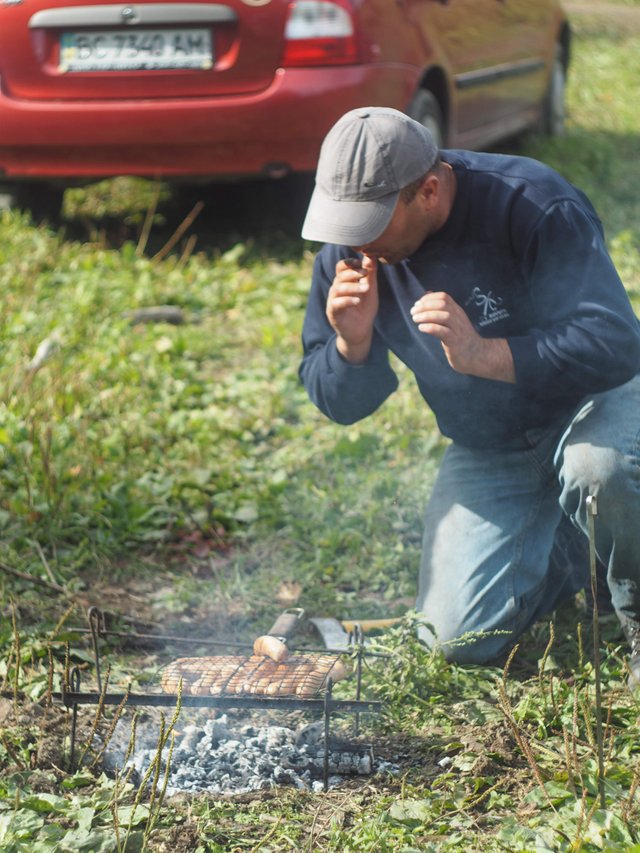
[0,0,291,100]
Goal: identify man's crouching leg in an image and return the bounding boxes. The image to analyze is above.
[555,375,640,686]
[415,441,587,665]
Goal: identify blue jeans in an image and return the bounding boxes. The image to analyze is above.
[415,374,640,663]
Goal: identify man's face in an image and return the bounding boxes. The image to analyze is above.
[352,190,432,265]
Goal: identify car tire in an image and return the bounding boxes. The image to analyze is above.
[9,183,64,224]
[540,45,566,137]
[407,90,446,148]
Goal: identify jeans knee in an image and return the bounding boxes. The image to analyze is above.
[560,442,634,512]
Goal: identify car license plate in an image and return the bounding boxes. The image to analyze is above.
[59,29,213,72]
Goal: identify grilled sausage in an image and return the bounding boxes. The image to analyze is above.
[253,635,289,662]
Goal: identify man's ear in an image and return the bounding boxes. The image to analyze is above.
[420,174,440,211]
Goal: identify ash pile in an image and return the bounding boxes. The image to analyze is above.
[105,714,397,795]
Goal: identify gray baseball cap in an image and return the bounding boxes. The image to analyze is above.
[301,107,438,246]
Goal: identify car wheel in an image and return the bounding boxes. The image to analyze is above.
[540,46,566,137]
[407,90,446,148]
[9,183,64,224]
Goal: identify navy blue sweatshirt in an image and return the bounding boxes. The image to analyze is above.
[299,151,640,449]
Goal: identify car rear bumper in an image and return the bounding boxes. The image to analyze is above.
[0,65,417,180]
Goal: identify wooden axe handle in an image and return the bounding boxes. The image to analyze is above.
[341,617,403,633]
[267,607,305,639]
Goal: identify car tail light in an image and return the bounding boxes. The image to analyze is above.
[282,0,360,66]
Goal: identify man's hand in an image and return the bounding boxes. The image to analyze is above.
[327,255,379,364]
[410,292,516,383]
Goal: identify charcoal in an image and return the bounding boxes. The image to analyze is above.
[105,713,395,796]
[295,721,324,746]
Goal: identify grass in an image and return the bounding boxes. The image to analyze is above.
[1,5,640,851]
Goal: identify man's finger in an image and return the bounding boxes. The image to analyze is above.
[339,268,366,282]
[411,309,452,326]
[411,293,449,313]
[330,295,363,310]
[335,280,369,295]
[416,322,451,339]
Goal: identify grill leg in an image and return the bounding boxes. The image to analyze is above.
[353,625,365,736]
[323,678,333,792]
[88,607,104,693]
[67,667,81,768]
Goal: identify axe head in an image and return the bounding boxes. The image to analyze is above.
[309,617,352,651]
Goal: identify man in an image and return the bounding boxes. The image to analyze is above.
[299,106,640,678]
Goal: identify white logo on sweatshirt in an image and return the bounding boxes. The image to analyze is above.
[465,287,510,327]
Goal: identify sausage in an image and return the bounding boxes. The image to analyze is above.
[253,635,289,662]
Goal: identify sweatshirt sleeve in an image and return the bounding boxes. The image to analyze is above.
[507,199,640,398]
[298,247,398,424]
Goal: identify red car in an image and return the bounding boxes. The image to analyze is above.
[0,0,569,216]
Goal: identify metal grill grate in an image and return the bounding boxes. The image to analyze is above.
[161,653,346,698]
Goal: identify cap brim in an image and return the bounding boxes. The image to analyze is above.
[301,184,398,246]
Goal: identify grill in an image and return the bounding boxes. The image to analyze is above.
[161,652,348,698]
[53,607,384,791]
